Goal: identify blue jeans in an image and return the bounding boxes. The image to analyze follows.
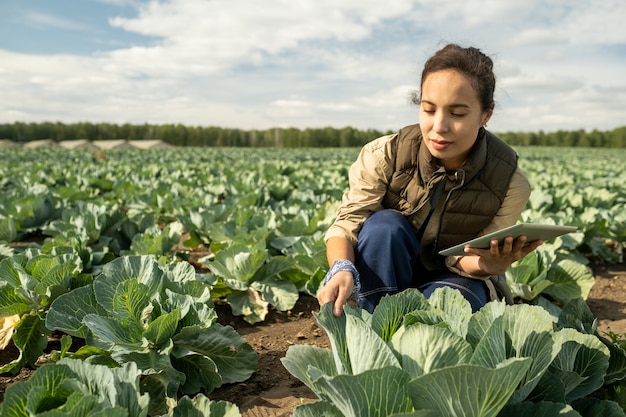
[354,210,488,313]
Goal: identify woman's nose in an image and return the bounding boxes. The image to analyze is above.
[432,111,448,133]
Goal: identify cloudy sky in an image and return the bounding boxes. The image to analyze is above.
[1,0,625,133]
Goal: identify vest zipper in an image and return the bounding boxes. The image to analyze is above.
[432,169,466,255]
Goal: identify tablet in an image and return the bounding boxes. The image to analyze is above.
[438,223,577,256]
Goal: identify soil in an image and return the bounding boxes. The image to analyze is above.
[1,262,625,416]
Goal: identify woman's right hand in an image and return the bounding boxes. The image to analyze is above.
[317,270,354,317]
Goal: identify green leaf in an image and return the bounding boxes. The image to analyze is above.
[600,336,626,385]
[33,261,78,298]
[163,259,198,284]
[315,302,351,374]
[291,401,344,417]
[371,288,430,342]
[466,300,506,345]
[61,358,150,416]
[84,313,144,347]
[226,288,269,324]
[505,250,554,301]
[571,397,626,417]
[94,255,164,314]
[172,395,242,417]
[526,370,567,403]
[172,324,257,384]
[557,297,597,335]
[499,401,581,416]
[140,373,169,416]
[0,363,78,415]
[543,259,596,304]
[13,314,49,369]
[345,312,400,374]
[112,350,186,397]
[144,307,181,346]
[46,285,107,338]
[469,314,507,368]
[254,254,295,278]
[127,223,181,256]
[550,328,610,402]
[172,354,222,394]
[503,304,562,402]
[0,286,31,317]
[111,279,153,328]
[0,216,17,242]
[0,358,149,417]
[250,275,298,311]
[426,286,472,338]
[281,344,337,398]
[408,358,532,417]
[209,245,267,283]
[0,259,37,315]
[404,308,448,328]
[396,323,472,378]
[315,367,414,417]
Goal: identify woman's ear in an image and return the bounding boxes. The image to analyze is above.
[482,103,494,126]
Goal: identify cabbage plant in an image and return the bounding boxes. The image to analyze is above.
[282,288,625,417]
[189,203,327,324]
[0,248,87,374]
[45,255,257,413]
[42,201,132,270]
[506,241,595,304]
[0,358,150,417]
[0,357,242,417]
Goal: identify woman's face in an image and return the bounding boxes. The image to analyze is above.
[419,69,492,171]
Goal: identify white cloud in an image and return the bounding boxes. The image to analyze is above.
[106,0,415,76]
[560,1,626,44]
[1,0,625,133]
[504,28,570,48]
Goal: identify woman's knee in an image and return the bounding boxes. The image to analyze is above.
[360,209,411,237]
[356,209,419,263]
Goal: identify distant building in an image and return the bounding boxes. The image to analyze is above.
[92,139,133,149]
[0,139,20,148]
[23,139,57,148]
[58,139,97,150]
[4,138,174,150]
[127,139,172,149]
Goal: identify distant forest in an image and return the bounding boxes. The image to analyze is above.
[2,121,626,148]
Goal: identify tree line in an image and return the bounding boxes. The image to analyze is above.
[1,121,625,148]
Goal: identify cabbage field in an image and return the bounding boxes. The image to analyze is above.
[0,145,625,416]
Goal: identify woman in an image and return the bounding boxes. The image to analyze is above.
[318,44,543,317]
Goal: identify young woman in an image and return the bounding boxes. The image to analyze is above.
[318,43,543,317]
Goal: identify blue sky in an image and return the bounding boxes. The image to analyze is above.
[1,0,625,133]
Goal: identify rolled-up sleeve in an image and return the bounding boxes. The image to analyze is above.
[324,135,397,247]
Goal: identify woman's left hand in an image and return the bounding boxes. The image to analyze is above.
[463,235,543,276]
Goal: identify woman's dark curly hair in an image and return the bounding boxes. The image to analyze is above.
[414,43,496,112]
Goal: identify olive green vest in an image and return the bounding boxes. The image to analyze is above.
[380,124,518,271]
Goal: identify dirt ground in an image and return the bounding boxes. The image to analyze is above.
[1,262,625,416]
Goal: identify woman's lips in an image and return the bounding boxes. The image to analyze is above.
[431,139,452,151]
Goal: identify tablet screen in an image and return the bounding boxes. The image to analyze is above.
[438,223,577,257]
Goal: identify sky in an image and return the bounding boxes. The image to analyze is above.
[1,0,625,134]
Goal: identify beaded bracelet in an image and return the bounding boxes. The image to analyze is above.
[323,259,361,295]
